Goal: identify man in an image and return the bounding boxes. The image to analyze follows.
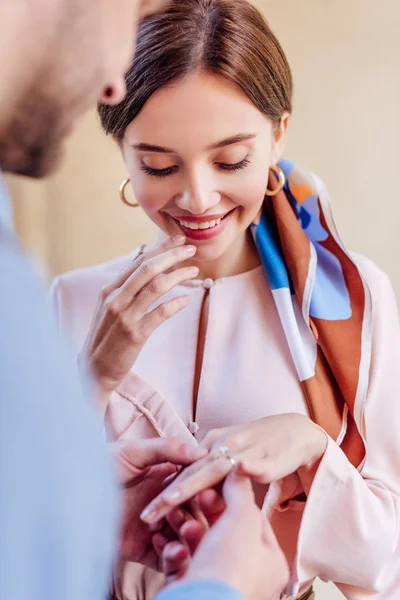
[0,1,288,599]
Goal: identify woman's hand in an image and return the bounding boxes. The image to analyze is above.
[80,235,198,406]
[141,413,328,524]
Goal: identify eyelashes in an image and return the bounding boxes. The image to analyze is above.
[140,164,179,178]
[140,157,251,178]
[216,158,251,172]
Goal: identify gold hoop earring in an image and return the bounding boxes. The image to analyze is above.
[119,178,139,208]
[265,165,286,197]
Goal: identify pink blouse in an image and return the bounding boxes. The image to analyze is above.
[51,248,400,600]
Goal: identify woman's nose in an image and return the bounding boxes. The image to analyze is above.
[175,182,220,215]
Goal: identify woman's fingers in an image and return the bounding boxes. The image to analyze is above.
[141,457,232,524]
[197,488,226,526]
[81,236,198,396]
[237,457,287,484]
[161,540,190,581]
[152,532,169,557]
[179,519,207,555]
[97,294,192,368]
[106,235,188,296]
[84,237,192,348]
[141,438,273,525]
[130,266,199,317]
[166,506,195,535]
[115,244,197,312]
[134,295,192,341]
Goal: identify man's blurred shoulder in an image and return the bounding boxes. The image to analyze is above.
[0,223,117,600]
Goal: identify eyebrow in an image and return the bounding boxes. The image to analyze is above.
[209,133,257,150]
[131,143,174,153]
[131,133,257,154]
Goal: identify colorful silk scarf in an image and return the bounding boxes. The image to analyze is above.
[252,160,372,467]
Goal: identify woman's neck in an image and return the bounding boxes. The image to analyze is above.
[195,229,261,280]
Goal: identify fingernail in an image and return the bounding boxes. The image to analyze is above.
[184,245,197,255]
[163,489,182,503]
[173,508,185,523]
[188,267,199,277]
[149,519,164,533]
[187,446,207,459]
[141,506,158,522]
[172,235,186,244]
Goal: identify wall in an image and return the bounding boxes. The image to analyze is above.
[8,0,400,293]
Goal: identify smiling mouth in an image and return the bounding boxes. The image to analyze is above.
[178,217,222,230]
[172,210,233,231]
[168,209,235,241]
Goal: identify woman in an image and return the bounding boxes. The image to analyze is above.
[51,0,400,598]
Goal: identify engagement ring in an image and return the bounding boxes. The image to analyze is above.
[218,444,237,467]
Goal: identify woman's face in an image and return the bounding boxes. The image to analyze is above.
[122,72,288,263]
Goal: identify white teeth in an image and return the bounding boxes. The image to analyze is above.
[179,217,223,230]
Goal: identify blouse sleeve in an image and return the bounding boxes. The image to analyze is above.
[286,267,400,599]
[49,273,197,445]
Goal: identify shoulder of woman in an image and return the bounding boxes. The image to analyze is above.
[349,250,392,291]
[51,248,141,300]
[49,249,143,345]
[349,251,398,326]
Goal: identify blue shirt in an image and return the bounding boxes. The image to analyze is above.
[0,172,12,229]
[0,174,242,600]
[155,581,244,600]
[0,174,117,600]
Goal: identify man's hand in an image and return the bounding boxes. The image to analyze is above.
[112,437,207,569]
[161,474,289,600]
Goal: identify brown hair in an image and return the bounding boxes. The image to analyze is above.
[98,0,293,139]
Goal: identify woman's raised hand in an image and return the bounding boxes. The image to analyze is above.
[80,235,198,405]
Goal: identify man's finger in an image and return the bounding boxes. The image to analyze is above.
[222,471,256,512]
[261,515,281,549]
[117,437,208,473]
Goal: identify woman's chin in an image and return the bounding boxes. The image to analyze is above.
[190,242,228,264]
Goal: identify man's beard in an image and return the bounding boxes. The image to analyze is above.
[0,89,69,178]
[0,0,109,180]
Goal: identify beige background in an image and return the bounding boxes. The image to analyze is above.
[7,2,400,597]
[7,0,400,294]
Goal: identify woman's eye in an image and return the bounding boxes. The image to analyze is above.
[140,163,179,178]
[216,158,251,172]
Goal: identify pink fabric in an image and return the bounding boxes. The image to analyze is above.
[51,249,400,599]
